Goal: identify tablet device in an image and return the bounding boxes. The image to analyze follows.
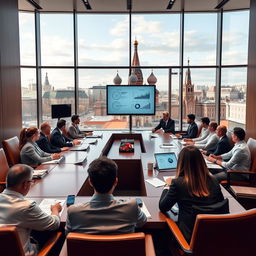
[154,152,178,171]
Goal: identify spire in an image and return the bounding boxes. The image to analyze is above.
[131,39,143,85]
[44,72,50,86]
[185,58,192,85]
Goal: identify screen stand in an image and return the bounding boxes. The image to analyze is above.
[129,115,132,133]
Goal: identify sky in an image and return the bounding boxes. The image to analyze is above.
[19,11,249,91]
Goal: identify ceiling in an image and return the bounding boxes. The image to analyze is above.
[19,0,250,12]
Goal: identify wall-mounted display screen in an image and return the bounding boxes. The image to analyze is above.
[107,85,156,115]
[51,104,71,119]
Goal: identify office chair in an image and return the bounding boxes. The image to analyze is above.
[60,232,155,256]
[0,148,9,192]
[2,136,20,166]
[166,208,256,256]
[0,226,61,256]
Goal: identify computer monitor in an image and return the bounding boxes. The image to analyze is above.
[51,104,71,119]
[107,85,155,115]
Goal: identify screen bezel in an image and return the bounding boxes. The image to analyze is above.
[106,85,156,115]
[154,152,178,170]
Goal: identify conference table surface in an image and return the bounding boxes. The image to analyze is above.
[27,130,245,227]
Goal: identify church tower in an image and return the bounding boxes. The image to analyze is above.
[130,39,143,85]
[183,59,195,117]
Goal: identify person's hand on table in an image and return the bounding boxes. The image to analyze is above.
[73,139,81,145]
[61,147,69,152]
[51,153,61,160]
[51,203,62,216]
[207,155,216,162]
[165,177,172,185]
[201,150,207,155]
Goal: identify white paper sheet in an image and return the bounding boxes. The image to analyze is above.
[39,199,65,215]
[145,178,165,187]
[141,202,152,218]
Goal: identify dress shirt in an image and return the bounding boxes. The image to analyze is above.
[68,123,85,139]
[36,132,61,153]
[66,193,147,235]
[0,189,60,256]
[192,127,210,142]
[194,132,219,151]
[221,140,251,171]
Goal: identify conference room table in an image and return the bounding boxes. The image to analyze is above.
[26,130,245,229]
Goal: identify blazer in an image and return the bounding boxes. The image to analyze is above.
[154,118,175,133]
[20,141,52,166]
[0,189,60,256]
[50,127,73,148]
[194,132,219,151]
[68,123,85,139]
[182,122,198,139]
[36,132,61,153]
[207,135,232,156]
[159,176,224,242]
[66,194,147,235]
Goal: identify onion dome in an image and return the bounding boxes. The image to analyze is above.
[113,71,122,85]
[128,71,138,85]
[147,70,157,85]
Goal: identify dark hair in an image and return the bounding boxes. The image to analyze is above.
[71,115,79,123]
[6,164,33,188]
[201,117,210,125]
[176,146,211,197]
[187,114,195,121]
[57,119,66,129]
[19,127,38,150]
[209,122,218,131]
[88,157,118,193]
[233,127,245,141]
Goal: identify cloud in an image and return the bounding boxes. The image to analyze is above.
[110,17,129,36]
[132,16,162,35]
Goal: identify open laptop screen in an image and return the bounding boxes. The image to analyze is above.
[154,152,177,170]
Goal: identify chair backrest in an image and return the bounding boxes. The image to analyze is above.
[190,208,256,256]
[2,136,20,166]
[0,148,9,183]
[247,138,256,172]
[0,226,25,256]
[66,232,146,256]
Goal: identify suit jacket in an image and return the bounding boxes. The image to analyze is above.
[20,141,52,166]
[68,123,84,139]
[0,189,60,256]
[66,194,147,235]
[182,122,198,139]
[154,118,175,133]
[207,135,232,156]
[159,176,224,242]
[36,132,61,153]
[50,127,73,148]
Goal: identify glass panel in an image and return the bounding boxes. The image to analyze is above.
[131,14,180,66]
[40,14,74,66]
[19,12,36,65]
[21,68,37,127]
[41,69,74,127]
[182,68,216,131]
[184,13,217,65]
[78,14,129,66]
[78,69,129,130]
[220,68,247,129]
[222,11,249,65]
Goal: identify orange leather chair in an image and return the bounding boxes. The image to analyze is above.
[59,232,155,256]
[0,148,9,192]
[166,208,256,256]
[0,226,61,256]
[2,136,20,166]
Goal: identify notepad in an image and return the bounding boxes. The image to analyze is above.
[39,199,65,215]
[206,163,223,169]
[42,156,65,165]
[145,178,165,187]
[141,202,152,218]
[32,169,48,179]
[70,144,90,151]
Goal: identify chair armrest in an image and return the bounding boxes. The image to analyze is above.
[37,232,62,256]
[145,234,156,256]
[165,218,192,254]
[227,170,255,186]
[0,181,6,185]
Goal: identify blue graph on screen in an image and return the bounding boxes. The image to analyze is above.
[134,92,150,99]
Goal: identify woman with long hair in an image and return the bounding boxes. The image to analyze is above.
[159,146,225,242]
[19,127,60,165]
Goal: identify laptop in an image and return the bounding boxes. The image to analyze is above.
[154,152,178,171]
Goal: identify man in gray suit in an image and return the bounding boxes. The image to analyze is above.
[68,115,93,139]
[0,164,62,256]
[66,157,147,234]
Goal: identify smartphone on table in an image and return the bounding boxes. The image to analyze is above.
[66,195,75,207]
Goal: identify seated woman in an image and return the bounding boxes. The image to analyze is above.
[20,127,60,166]
[159,146,225,242]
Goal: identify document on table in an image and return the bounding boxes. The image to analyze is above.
[163,176,176,182]
[141,202,152,218]
[170,134,179,139]
[145,178,165,187]
[42,156,65,165]
[159,143,176,149]
[206,163,223,169]
[39,199,65,215]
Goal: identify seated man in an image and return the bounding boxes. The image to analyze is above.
[0,164,61,256]
[37,122,69,153]
[187,122,219,151]
[68,115,92,139]
[204,125,232,156]
[177,114,198,139]
[51,119,80,148]
[184,117,210,143]
[152,111,175,134]
[66,157,147,234]
[208,127,251,182]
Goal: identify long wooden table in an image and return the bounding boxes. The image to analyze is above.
[27,130,245,228]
